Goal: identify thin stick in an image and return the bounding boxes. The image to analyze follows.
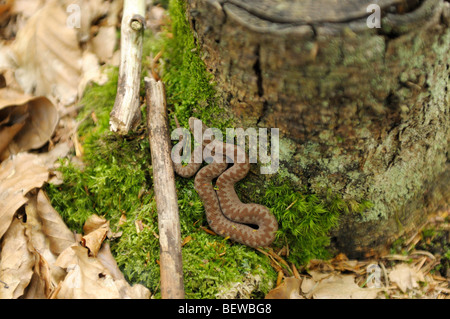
[109,0,145,134]
[145,77,185,299]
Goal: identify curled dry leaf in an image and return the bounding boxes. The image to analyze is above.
[0,0,45,39]
[23,271,48,299]
[82,227,108,258]
[0,87,58,160]
[83,214,110,235]
[0,116,26,158]
[24,193,55,259]
[81,214,111,257]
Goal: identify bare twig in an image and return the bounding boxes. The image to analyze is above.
[145,77,185,299]
[110,0,145,134]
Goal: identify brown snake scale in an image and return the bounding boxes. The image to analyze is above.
[172,117,278,248]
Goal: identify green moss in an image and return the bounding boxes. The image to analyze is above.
[162,0,232,131]
[46,68,154,234]
[238,174,372,264]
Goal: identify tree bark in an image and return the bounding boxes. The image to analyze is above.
[185,0,450,257]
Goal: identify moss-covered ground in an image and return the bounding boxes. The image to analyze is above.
[45,0,372,298]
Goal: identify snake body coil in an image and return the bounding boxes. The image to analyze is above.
[172,117,278,248]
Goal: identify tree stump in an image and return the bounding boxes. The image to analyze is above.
[185,0,450,257]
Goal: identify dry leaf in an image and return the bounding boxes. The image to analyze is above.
[23,251,54,299]
[36,190,75,255]
[0,153,49,239]
[80,214,111,257]
[91,26,116,63]
[23,272,48,299]
[55,246,120,299]
[23,192,68,296]
[6,97,58,154]
[0,0,14,30]
[308,270,333,282]
[97,242,125,281]
[59,0,111,42]
[78,51,108,97]
[300,277,317,295]
[11,0,45,18]
[82,214,109,235]
[181,235,192,247]
[265,277,303,299]
[308,274,381,299]
[0,217,35,298]
[0,116,26,156]
[388,263,425,293]
[11,0,82,105]
[0,87,58,159]
[0,145,68,240]
[24,193,56,259]
[82,227,108,258]
[54,245,150,299]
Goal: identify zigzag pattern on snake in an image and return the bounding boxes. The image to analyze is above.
[172,117,278,248]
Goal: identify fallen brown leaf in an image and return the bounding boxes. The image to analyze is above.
[0,217,35,298]
[11,0,82,105]
[0,153,49,239]
[0,87,58,160]
[23,251,54,298]
[0,118,26,156]
[83,213,110,235]
[54,245,149,299]
[91,26,116,63]
[97,242,125,281]
[181,235,192,247]
[308,274,381,299]
[388,263,425,293]
[265,276,303,299]
[82,226,108,258]
[36,190,75,255]
[81,214,111,257]
[0,140,69,238]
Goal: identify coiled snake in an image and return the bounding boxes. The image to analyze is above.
[172,117,278,248]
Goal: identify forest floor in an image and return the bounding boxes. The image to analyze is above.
[265,208,450,299]
[0,0,448,299]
